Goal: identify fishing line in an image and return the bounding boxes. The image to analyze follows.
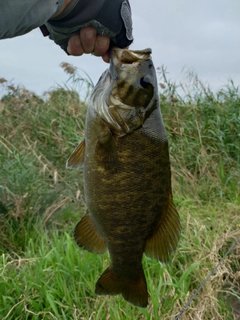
[174,235,240,320]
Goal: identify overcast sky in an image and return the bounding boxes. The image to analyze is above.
[0,0,239,98]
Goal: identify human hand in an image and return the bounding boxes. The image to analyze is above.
[41,0,133,63]
[67,26,110,63]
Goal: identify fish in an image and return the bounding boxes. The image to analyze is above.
[66,48,181,308]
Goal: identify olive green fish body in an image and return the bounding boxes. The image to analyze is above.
[67,48,181,307]
[85,106,170,261]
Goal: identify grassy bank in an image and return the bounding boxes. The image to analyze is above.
[0,68,239,319]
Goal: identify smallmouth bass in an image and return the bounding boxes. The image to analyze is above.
[67,48,181,308]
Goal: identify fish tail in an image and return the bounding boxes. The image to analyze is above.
[95,267,148,308]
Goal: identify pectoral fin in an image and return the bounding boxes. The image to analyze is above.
[74,214,107,254]
[66,139,85,169]
[145,197,181,262]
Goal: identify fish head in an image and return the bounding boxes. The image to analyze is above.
[90,48,159,135]
[110,48,157,109]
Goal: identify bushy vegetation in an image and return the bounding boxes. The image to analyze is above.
[0,65,239,319]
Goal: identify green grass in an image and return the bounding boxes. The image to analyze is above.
[0,67,239,319]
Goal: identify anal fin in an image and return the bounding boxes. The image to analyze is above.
[74,214,107,254]
[145,196,181,262]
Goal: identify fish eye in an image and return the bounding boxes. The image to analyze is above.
[140,76,151,89]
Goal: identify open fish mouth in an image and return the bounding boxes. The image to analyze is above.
[111,47,152,64]
[110,48,153,78]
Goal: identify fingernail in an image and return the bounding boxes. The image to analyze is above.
[85,30,95,40]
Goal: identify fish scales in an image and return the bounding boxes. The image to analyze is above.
[67,48,181,308]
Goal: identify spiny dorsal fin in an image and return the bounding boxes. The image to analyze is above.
[66,139,85,169]
[74,214,107,254]
[144,197,181,262]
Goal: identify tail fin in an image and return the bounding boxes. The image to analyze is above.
[95,267,148,308]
